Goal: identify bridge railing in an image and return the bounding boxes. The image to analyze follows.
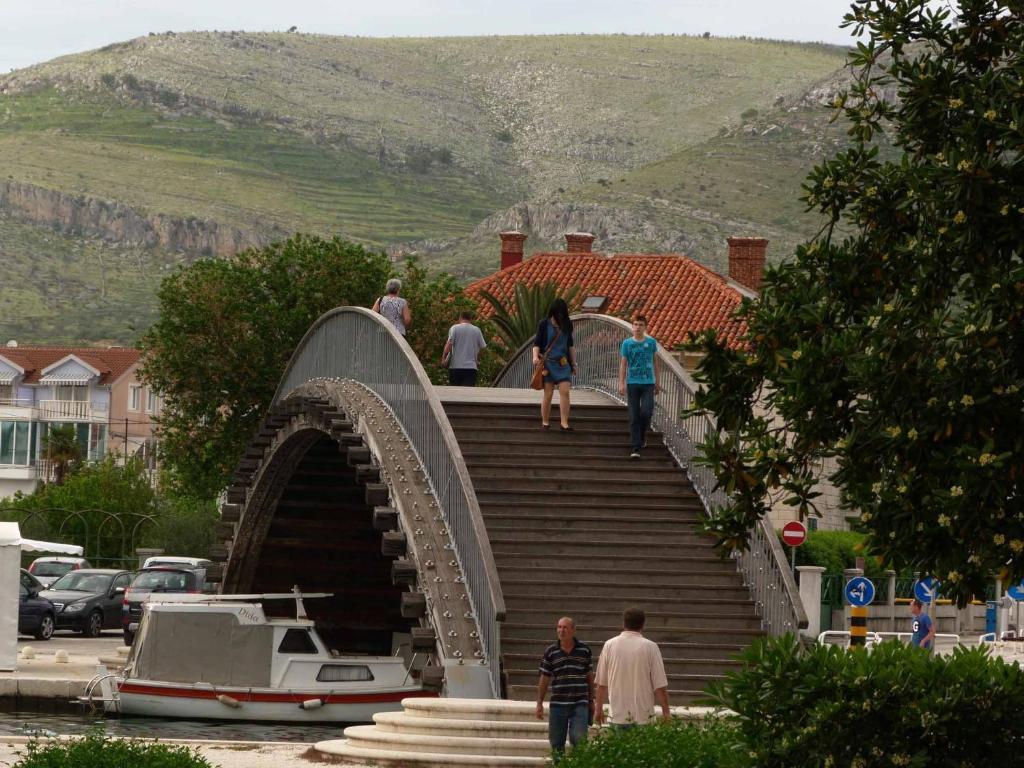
[494,313,807,637]
[273,307,505,696]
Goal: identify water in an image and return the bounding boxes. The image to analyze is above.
[0,708,354,743]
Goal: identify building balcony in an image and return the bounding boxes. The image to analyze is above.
[0,399,36,420]
[37,400,108,422]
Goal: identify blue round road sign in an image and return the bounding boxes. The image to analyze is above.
[1007,582,1024,601]
[913,577,939,604]
[845,576,875,607]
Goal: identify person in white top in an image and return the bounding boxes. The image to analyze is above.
[594,607,671,727]
[372,279,412,336]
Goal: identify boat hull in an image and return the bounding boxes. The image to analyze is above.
[113,680,437,723]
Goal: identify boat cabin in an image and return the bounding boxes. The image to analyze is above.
[125,597,413,692]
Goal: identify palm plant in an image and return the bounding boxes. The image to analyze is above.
[478,281,582,353]
[41,424,82,485]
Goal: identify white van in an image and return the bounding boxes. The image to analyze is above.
[142,556,212,569]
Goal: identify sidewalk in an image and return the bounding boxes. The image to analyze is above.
[0,635,124,701]
[0,737,320,768]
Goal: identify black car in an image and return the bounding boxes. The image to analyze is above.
[122,566,206,645]
[40,569,134,638]
[19,570,55,641]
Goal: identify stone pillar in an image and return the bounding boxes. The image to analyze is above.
[797,566,826,639]
[885,569,897,633]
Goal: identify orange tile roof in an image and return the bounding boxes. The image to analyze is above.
[466,252,749,349]
[0,346,140,385]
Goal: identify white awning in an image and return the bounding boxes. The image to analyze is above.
[0,522,84,555]
[0,371,16,384]
[39,372,93,385]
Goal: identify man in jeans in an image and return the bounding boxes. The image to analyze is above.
[618,315,660,458]
[441,311,487,386]
[536,617,594,755]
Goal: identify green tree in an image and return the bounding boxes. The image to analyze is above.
[689,0,1024,603]
[142,235,474,498]
[143,493,219,560]
[40,424,82,485]
[4,457,157,564]
[478,281,582,355]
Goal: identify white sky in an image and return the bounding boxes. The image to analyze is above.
[2,0,860,73]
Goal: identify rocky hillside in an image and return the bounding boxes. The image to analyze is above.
[0,32,852,342]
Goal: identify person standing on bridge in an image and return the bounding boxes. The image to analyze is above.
[618,314,660,459]
[536,616,594,755]
[441,311,487,386]
[372,278,412,336]
[594,607,670,728]
[533,299,576,431]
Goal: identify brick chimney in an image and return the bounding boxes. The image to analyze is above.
[727,237,768,292]
[499,231,527,271]
[564,232,595,254]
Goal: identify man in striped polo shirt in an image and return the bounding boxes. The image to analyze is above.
[536,616,594,754]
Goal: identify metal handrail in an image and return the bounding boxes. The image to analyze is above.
[272,307,505,697]
[494,313,807,635]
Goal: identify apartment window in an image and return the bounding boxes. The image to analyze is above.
[55,384,88,402]
[0,384,12,403]
[146,390,158,414]
[0,420,35,466]
[129,385,141,411]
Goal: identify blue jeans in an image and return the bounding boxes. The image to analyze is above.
[549,701,589,753]
[627,384,655,451]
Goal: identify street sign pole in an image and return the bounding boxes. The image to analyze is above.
[850,606,868,646]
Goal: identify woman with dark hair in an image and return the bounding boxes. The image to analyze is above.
[533,298,577,430]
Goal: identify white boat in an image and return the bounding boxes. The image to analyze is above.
[84,588,435,722]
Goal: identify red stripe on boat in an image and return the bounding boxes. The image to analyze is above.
[117,683,437,704]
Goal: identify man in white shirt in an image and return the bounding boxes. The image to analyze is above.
[441,311,487,386]
[593,607,671,727]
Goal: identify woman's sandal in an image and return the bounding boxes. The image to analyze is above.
[540,423,550,430]
[560,424,573,432]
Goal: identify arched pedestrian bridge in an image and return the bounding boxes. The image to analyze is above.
[209,307,806,701]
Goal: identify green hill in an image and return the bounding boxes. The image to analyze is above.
[0,32,852,343]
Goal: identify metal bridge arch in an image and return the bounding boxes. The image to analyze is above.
[218,307,504,698]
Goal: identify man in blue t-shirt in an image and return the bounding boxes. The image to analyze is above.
[618,315,660,459]
[910,599,936,650]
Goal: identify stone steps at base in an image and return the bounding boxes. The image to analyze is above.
[342,725,549,757]
[373,711,548,739]
[315,741,546,767]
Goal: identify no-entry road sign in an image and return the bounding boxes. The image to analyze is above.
[781,520,807,547]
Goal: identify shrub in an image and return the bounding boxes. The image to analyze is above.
[496,128,513,143]
[121,74,140,90]
[16,730,212,768]
[793,529,888,578]
[99,73,117,88]
[556,717,746,768]
[707,634,1024,768]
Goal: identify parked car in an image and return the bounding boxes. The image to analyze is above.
[122,566,207,645]
[141,556,211,570]
[27,556,92,588]
[19,569,55,641]
[40,569,134,638]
